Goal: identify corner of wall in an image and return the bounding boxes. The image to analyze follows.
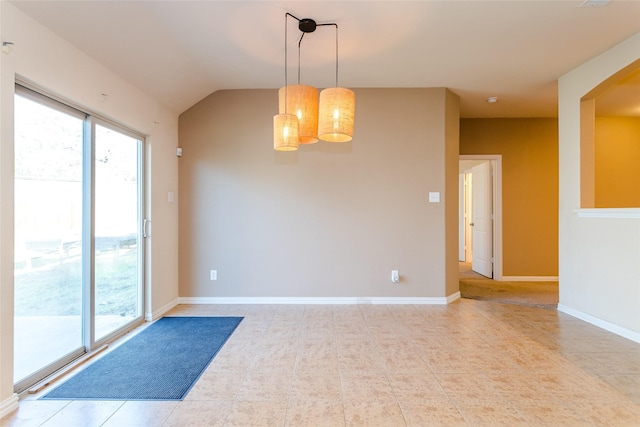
[558,32,640,336]
[444,89,461,297]
[0,1,17,406]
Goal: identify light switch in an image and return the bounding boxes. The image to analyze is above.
[428,192,440,203]
[168,192,175,203]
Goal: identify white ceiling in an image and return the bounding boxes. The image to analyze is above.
[9,0,640,117]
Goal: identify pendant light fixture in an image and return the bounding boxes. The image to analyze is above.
[274,14,299,151]
[318,87,355,142]
[279,85,318,144]
[273,111,299,151]
[318,24,355,142]
[273,13,355,150]
[278,15,319,145]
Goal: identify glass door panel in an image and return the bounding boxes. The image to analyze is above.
[13,93,85,383]
[14,86,145,392]
[94,123,142,341]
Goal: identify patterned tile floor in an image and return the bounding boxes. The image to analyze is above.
[2,300,640,426]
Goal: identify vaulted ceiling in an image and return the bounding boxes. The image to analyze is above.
[9,0,640,117]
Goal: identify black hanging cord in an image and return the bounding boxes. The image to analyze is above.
[325,23,339,88]
[283,13,288,113]
[315,22,339,87]
[298,33,305,85]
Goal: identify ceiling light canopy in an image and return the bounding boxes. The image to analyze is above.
[273,13,355,151]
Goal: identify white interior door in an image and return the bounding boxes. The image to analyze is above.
[464,173,473,262]
[471,162,493,278]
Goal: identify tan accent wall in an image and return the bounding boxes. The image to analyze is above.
[460,119,558,277]
[594,117,640,208]
[580,99,596,208]
[178,88,460,299]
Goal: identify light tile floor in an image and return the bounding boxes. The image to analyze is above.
[2,300,640,426]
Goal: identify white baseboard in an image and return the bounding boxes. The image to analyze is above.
[178,296,455,305]
[557,304,640,343]
[0,393,19,419]
[447,291,461,303]
[575,208,640,219]
[145,298,179,321]
[501,276,558,282]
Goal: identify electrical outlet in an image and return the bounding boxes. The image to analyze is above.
[391,270,400,283]
[210,270,217,281]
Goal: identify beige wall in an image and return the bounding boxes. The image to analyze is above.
[179,88,459,300]
[595,117,640,208]
[558,32,640,338]
[459,119,559,277]
[444,90,461,295]
[0,3,179,411]
[0,0,12,413]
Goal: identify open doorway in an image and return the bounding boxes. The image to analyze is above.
[459,155,503,280]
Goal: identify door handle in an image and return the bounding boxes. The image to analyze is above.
[470,222,474,226]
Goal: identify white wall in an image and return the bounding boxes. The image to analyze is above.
[0,2,179,413]
[558,32,640,341]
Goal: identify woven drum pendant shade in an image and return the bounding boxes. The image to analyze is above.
[273,113,299,151]
[318,87,355,142]
[279,85,319,144]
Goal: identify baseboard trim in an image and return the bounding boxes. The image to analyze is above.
[145,298,179,322]
[0,393,19,419]
[575,208,640,219]
[557,304,640,343]
[178,296,454,305]
[501,276,558,282]
[447,291,461,303]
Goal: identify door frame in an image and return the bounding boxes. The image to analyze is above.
[459,154,503,281]
[89,118,146,350]
[13,82,146,393]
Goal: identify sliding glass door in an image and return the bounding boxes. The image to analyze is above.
[14,85,145,391]
[94,123,143,341]
[13,90,85,384]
